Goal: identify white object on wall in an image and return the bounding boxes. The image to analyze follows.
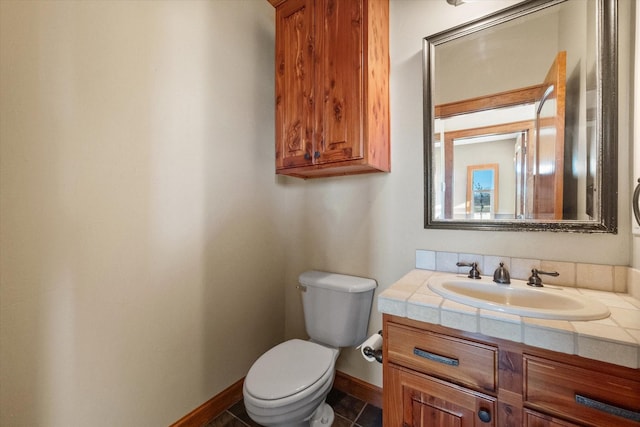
[358,332,383,363]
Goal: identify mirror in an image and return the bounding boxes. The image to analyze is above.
[423,0,617,232]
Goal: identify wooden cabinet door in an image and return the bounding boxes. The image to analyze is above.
[270,0,389,177]
[315,0,363,164]
[531,51,566,219]
[386,365,496,427]
[274,0,316,170]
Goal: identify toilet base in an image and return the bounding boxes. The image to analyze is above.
[309,402,334,427]
[257,402,334,427]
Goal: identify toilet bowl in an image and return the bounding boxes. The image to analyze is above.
[243,339,339,427]
[243,271,377,427]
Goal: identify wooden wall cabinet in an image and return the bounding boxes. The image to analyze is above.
[268,0,390,179]
[383,315,640,427]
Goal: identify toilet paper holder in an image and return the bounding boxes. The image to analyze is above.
[362,330,383,364]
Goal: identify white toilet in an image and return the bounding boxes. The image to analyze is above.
[243,270,377,427]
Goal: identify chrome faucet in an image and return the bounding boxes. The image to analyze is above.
[527,268,559,287]
[493,262,510,285]
[456,261,480,279]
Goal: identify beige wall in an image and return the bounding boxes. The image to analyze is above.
[0,1,284,425]
[0,0,636,425]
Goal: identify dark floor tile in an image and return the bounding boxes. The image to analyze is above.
[208,388,373,427]
[325,389,366,422]
[326,388,347,406]
[228,400,262,427]
[332,413,354,427]
[202,411,248,427]
[355,404,382,427]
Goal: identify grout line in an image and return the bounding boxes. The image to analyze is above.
[335,412,357,427]
[335,413,353,426]
[227,410,250,426]
[352,403,368,427]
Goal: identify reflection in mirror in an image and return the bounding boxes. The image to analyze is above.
[423,0,617,232]
[467,164,498,219]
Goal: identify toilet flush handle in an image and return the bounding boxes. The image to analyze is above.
[296,284,307,292]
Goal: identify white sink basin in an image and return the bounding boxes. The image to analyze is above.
[428,275,610,321]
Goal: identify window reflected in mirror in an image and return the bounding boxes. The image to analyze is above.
[467,164,498,219]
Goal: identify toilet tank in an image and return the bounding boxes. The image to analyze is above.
[298,270,377,348]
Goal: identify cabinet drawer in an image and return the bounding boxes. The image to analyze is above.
[386,323,497,393]
[524,354,640,426]
[524,409,582,427]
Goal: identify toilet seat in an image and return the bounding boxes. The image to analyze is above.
[245,339,335,402]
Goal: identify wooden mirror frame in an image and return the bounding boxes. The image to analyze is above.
[423,0,618,232]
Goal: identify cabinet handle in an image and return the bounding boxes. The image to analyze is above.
[314,151,320,159]
[304,153,311,161]
[413,347,459,366]
[477,408,492,423]
[575,394,640,422]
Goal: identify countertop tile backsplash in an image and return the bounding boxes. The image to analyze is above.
[415,249,633,294]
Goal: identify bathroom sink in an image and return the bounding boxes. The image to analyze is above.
[427,275,610,320]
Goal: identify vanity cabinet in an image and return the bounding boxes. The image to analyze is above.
[383,315,640,427]
[268,0,390,178]
[387,366,496,426]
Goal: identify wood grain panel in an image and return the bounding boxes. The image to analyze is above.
[271,0,389,178]
[386,323,497,393]
[524,409,582,427]
[435,84,543,119]
[275,0,315,169]
[317,0,363,163]
[388,365,497,427]
[524,354,640,426]
[364,0,390,171]
[532,51,566,220]
[383,314,640,427]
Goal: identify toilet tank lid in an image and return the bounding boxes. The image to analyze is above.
[299,270,377,293]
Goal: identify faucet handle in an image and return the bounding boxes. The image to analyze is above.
[456,261,481,279]
[527,268,559,287]
[493,262,511,284]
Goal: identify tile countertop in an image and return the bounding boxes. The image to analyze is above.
[378,269,640,369]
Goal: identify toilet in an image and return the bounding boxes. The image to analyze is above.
[243,270,377,427]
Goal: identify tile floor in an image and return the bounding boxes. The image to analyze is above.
[203,388,382,427]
